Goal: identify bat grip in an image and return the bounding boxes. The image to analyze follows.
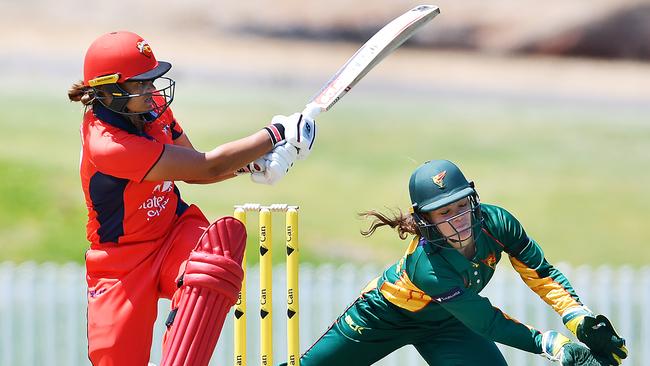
[302,103,323,120]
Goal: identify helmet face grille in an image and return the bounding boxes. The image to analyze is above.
[94,77,175,119]
[411,191,483,249]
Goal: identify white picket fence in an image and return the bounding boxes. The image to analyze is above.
[0,261,647,366]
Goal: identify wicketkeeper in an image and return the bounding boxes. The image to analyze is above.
[285,160,627,366]
[68,31,316,366]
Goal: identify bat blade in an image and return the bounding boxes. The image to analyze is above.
[302,5,440,119]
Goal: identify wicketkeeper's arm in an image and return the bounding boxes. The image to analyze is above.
[507,241,630,363]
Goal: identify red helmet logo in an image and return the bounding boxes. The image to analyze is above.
[136,40,153,58]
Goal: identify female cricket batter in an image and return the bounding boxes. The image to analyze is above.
[68,31,316,366]
[289,160,627,366]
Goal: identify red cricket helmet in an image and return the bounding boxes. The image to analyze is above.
[83,31,171,86]
[82,31,175,118]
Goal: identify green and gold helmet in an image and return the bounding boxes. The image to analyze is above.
[409,160,482,245]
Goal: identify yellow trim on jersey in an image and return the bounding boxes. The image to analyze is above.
[404,237,419,255]
[509,257,580,315]
[395,237,419,274]
[361,276,379,294]
[88,73,120,87]
[380,271,432,312]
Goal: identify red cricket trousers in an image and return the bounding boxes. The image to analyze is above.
[85,204,209,366]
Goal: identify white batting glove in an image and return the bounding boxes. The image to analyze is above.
[250,143,298,185]
[264,113,316,160]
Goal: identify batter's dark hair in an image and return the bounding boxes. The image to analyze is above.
[358,208,420,240]
[68,81,96,105]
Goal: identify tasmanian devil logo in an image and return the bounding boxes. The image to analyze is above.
[481,252,497,269]
[432,170,447,189]
[136,40,153,58]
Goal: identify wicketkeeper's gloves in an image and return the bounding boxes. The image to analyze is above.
[563,307,628,365]
[542,330,613,366]
[576,315,628,365]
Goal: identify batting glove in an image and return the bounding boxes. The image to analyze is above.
[542,331,613,366]
[264,113,316,160]
[250,143,297,185]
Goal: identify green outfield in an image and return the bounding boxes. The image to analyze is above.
[1,83,648,267]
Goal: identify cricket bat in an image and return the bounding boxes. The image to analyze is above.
[302,5,440,119]
[246,5,439,176]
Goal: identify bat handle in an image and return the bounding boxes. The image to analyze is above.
[302,103,323,120]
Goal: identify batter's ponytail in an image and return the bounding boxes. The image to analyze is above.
[68,81,95,105]
[358,208,420,240]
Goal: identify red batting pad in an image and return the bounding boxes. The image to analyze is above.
[161,217,246,366]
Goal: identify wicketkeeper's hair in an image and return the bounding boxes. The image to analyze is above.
[358,208,420,240]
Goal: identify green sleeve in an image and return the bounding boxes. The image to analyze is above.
[418,273,543,354]
[484,205,587,326]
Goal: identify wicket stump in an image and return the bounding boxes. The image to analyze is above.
[233,204,300,366]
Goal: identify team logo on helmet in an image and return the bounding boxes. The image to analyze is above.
[136,40,153,58]
[431,171,447,189]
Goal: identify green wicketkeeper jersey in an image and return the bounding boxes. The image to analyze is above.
[363,203,586,354]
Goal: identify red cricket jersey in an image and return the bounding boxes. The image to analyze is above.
[79,102,188,246]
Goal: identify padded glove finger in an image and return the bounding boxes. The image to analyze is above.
[577,315,627,365]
